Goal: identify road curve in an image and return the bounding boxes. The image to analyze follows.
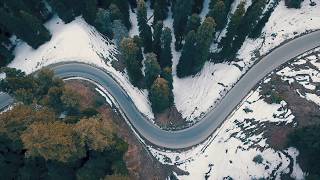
[1,31,320,149]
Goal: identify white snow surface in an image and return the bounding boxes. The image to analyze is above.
[176,0,320,121]
[151,42,320,180]
[8,15,154,119]
[149,89,301,179]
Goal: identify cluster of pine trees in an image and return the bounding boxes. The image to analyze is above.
[120,0,174,113]
[0,0,52,66]
[0,68,129,179]
[0,0,133,67]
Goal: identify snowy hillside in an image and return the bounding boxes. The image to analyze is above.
[149,47,320,179]
[8,0,320,124]
[173,0,320,121]
[8,15,154,119]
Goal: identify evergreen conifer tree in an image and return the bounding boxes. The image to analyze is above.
[153,21,163,58]
[173,0,193,50]
[137,0,153,52]
[144,53,161,88]
[120,38,144,87]
[160,27,172,68]
[149,77,170,113]
[176,30,197,78]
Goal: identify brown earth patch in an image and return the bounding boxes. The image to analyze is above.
[154,106,187,130]
[261,74,320,149]
[65,80,185,180]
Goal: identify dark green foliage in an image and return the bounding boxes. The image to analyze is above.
[176,30,197,78]
[0,68,129,179]
[0,8,51,49]
[110,0,131,29]
[23,0,52,22]
[0,44,14,67]
[120,38,144,87]
[218,1,245,60]
[226,0,267,60]
[192,0,204,13]
[185,14,201,35]
[153,21,164,58]
[137,0,153,53]
[48,0,76,23]
[80,0,98,24]
[94,8,113,39]
[144,53,161,88]
[288,125,320,178]
[0,67,36,94]
[109,3,123,21]
[253,155,263,164]
[133,35,144,63]
[177,17,215,77]
[81,108,99,118]
[161,67,174,105]
[160,27,173,68]
[207,0,228,31]
[192,17,216,74]
[153,0,169,23]
[173,0,193,50]
[112,20,129,46]
[285,0,303,8]
[249,2,279,39]
[149,77,170,113]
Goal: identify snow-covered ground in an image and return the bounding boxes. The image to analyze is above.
[174,0,320,121]
[8,15,154,119]
[276,47,320,106]
[150,87,302,179]
[150,49,320,179]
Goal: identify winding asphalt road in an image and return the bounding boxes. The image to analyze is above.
[1,31,320,149]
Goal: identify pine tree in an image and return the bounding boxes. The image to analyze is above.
[149,77,170,113]
[0,45,14,67]
[207,0,227,31]
[161,67,174,105]
[219,1,245,59]
[176,30,196,78]
[133,35,144,65]
[47,0,75,23]
[120,38,144,87]
[193,17,216,74]
[153,0,168,23]
[192,0,204,13]
[153,21,163,58]
[286,0,303,8]
[110,0,131,29]
[230,0,267,59]
[185,14,201,35]
[144,53,161,88]
[109,4,123,21]
[173,0,193,50]
[112,20,128,46]
[80,0,97,24]
[0,9,51,49]
[137,0,153,52]
[94,8,113,39]
[160,27,172,68]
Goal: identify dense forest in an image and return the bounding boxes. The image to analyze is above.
[0,0,304,113]
[0,68,129,179]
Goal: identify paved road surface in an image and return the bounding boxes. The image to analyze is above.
[1,31,320,149]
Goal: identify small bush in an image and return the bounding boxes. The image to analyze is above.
[253,155,263,164]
